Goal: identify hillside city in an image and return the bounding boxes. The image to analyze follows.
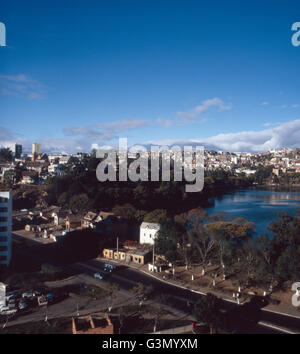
[0,142,300,334]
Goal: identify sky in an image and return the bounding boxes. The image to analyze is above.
[0,0,300,153]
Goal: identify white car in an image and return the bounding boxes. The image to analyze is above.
[0,308,17,316]
[94,272,103,280]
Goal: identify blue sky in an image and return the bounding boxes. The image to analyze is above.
[0,0,300,153]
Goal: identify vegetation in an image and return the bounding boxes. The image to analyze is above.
[73,284,108,300]
[155,207,300,292]
[194,293,224,334]
[44,158,253,217]
[0,147,13,163]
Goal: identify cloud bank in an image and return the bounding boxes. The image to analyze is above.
[146,119,300,153]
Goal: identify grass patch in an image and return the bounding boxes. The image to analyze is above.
[0,318,72,334]
[72,284,108,300]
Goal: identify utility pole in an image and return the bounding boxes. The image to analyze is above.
[152,241,155,268]
[45,304,48,322]
[2,315,8,329]
[116,237,119,260]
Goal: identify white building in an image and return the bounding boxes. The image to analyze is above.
[0,282,7,308]
[139,222,160,245]
[32,143,41,155]
[0,191,12,267]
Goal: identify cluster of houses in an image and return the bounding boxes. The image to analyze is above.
[13,206,161,266]
[4,143,300,185]
[0,142,88,185]
[205,148,300,175]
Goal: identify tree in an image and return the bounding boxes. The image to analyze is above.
[143,209,169,223]
[3,169,16,188]
[254,234,275,292]
[194,293,224,334]
[204,219,255,277]
[41,263,63,279]
[134,209,147,223]
[0,148,12,163]
[69,193,90,214]
[104,282,120,312]
[155,221,183,266]
[189,228,217,275]
[177,231,198,279]
[131,282,154,307]
[112,204,137,220]
[57,192,68,207]
[133,185,149,206]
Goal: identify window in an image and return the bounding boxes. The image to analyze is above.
[0,207,8,213]
[0,246,7,252]
[0,197,8,203]
[0,227,7,232]
[0,255,7,261]
[0,217,7,222]
[0,236,7,242]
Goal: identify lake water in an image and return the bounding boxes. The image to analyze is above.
[205,189,300,235]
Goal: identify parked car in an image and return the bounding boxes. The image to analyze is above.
[46,294,54,303]
[0,305,10,312]
[94,272,103,280]
[22,291,34,299]
[0,308,17,316]
[104,263,115,272]
[18,300,28,310]
[22,290,41,299]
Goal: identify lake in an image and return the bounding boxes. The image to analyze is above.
[205,188,300,235]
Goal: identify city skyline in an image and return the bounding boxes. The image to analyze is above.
[1,0,300,153]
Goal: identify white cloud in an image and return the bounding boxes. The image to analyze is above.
[146,120,300,153]
[261,101,270,106]
[0,74,45,100]
[63,118,149,140]
[177,98,231,122]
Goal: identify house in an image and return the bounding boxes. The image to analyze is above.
[81,211,102,229]
[49,229,73,242]
[52,210,71,226]
[21,171,38,184]
[94,215,127,240]
[72,314,114,334]
[25,161,48,174]
[102,247,152,265]
[48,164,65,176]
[139,222,160,245]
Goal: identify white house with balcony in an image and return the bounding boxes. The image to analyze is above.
[139,222,160,245]
[0,191,12,266]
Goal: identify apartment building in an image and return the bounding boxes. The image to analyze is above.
[0,191,12,266]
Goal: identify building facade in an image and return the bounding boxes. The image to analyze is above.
[15,144,22,159]
[32,143,41,155]
[0,191,12,266]
[139,222,160,245]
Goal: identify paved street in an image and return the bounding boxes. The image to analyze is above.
[8,235,300,333]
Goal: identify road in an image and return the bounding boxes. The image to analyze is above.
[10,236,300,333]
[78,259,300,334]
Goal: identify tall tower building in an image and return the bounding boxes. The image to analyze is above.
[15,144,22,159]
[0,190,12,267]
[32,143,41,155]
[32,143,41,161]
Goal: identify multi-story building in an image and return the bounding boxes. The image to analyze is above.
[15,144,22,159]
[0,191,12,267]
[139,222,160,245]
[32,143,41,155]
